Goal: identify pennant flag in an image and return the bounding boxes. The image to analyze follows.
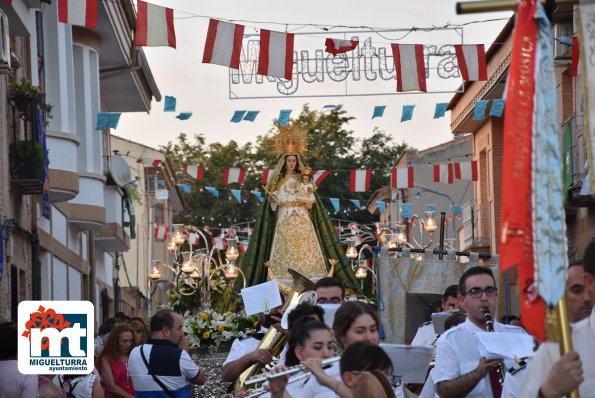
[243,111,260,122]
[324,38,359,56]
[239,241,248,254]
[372,105,386,119]
[323,105,337,109]
[454,44,487,81]
[231,189,242,204]
[376,201,386,214]
[473,100,489,120]
[571,35,580,77]
[205,187,219,197]
[391,44,426,92]
[223,167,246,185]
[350,169,371,192]
[454,160,479,181]
[176,112,192,120]
[137,158,161,168]
[258,29,294,80]
[176,183,190,193]
[434,103,448,119]
[278,109,292,126]
[231,111,246,123]
[58,0,98,28]
[434,163,454,184]
[134,0,176,48]
[202,19,245,69]
[350,199,361,209]
[426,204,437,212]
[188,232,200,246]
[262,169,274,185]
[154,224,168,241]
[212,237,227,250]
[330,198,341,213]
[401,105,415,122]
[452,205,463,220]
[391,166,414,189]
[489,99,505,117]
[183,164,204,181]
[164,96,176,112]
[312,170,330,186]
[251,191,264,203]
[401,203,411,218]
[203,227,213,236]
[95,113,121,130]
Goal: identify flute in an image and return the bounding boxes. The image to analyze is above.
[243,372,313,398]
[244,356,340,386]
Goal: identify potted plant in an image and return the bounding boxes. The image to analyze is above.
[8,79,53,123]
[9,140,46,180]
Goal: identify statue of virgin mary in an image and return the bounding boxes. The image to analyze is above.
[239,126,358,291]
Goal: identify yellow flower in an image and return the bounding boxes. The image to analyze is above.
[225,311,232,317]
[169,293,177,301]
[200,312,209,320]
[202,331,211,339]
[217,325,225,332]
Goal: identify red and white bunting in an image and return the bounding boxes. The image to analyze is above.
[246,227,253,237]
[433,163,454,184]
[350,170,371,192]
[262,169,273,185]
[258,29,294,80]
[58,0,98,28]
[571,35,580,77]
[137,158,162,168]
[134,0,176,48]
[391,167,414,189]
[223,167,246,185]
[312,170,330,186]
[183,164,204,181]
[212,237,227,250]
[324,38,359,56]
[203,227,213,236]
[454,160,478,181]
[188,232,200,246]
[154,224,168,241]
[239,241,248,254]
[348,223,360,235]
[454,44,487,81]
[391,44,426,92]
[202,19,245,69]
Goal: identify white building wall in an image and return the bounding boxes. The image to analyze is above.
[52,258,67,300]
[51,207,68,246]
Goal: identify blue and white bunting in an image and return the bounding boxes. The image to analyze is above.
[243,111,260,122]
[434,103,448,119]
[231,111,246,123]
[164,96,176,112]
[376,201,386,213]
[231,189,242,204]
[251,191,264,203]
[489,99,505,117]
[350,199,361,208]
[278,109,292,126]
[401,105,415,122]
[330,198,341,213]
[372,105,386,119]
[205,187,219,197]
[176,112,192,120]
[473,100,489,120]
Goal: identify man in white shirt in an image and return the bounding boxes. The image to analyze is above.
[520,241,595,398]
[412,285,459,346]
[433,266,526,398]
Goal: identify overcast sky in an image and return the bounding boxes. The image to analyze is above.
[115,1,512,155]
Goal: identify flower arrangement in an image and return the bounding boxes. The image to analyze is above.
[182,309,259,349]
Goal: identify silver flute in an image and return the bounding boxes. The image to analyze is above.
[243,371,313,398]
[244,356,340,386]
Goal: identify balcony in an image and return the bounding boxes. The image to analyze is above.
[460,202,491,252]
[562,116,595,210]
[68,173,107,229]
[94,222,130,251]
[47,131,80,203]
[9,141,44,195]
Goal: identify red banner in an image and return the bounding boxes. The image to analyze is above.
[500,0,545,341]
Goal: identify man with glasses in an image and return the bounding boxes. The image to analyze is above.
[433,266,526,398]
[412,284,460,346]
[314,277,345,305]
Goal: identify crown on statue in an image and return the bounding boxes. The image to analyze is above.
[303,166,313,176]
[273,125,308,156]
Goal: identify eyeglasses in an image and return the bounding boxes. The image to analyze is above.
[316,298,342,304]
[464,286,498,298]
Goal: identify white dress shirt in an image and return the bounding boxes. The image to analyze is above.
[411,321,437,346]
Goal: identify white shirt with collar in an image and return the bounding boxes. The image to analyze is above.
[223,327,268,367]
[433,317,526,398]
[411,321,437,346]
[520,309,595,398]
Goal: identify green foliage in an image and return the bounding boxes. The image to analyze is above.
[162,106,408,227]
[8,79,53,124]
[125,184,143,205]
[9,141,46,180]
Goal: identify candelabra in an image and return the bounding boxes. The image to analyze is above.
[148,224,246,310]
[346,240,377,289]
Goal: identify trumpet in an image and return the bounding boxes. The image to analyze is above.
[242,356,341,398]
[244,356,341,386]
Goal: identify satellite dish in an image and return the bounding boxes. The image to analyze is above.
[111,156,132,187]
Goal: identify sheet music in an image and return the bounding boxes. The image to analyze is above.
[379,344,433,383]
[474,332,535,360]
[319,304,340,329]
[241,280,283,316]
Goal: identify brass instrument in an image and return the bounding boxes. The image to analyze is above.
[243,357,341,398]
[482,307,505,385]
[233,268,315,395]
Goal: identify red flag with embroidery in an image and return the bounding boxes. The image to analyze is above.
[454,44,488,81]
[391,166,414,189]
[134,0,176,48]
[500,0,546,341]
[223,167,246,185]
[350,170,371,192]
[58,0,98,28]
[324,38,359,56]
[183,164,204,181]
[202,19,245,69]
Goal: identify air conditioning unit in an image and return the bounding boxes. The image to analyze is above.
[553,22,573,60]
[0,9,10,71]
[146,174,157,194]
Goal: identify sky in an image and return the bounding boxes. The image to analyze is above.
[116,1,513,154]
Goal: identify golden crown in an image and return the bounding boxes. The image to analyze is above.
[273,125,308,156]
[303,166,313,176]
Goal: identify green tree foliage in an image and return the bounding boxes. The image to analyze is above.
[162,106,408,229]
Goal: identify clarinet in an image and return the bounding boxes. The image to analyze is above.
[482,307,505,385]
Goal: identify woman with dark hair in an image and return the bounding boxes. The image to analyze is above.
[333,301,380,351]
[97,324,135,398]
